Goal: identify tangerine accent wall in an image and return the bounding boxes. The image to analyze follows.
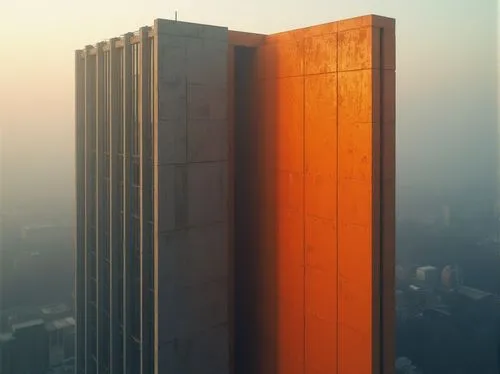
[232,14,395,374]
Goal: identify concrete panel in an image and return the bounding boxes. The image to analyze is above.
[187,119,228,163]
[338,70,376,124]
[305,73,337,221]
[187,39,228,86]
[304,73,337,174]
[188,84,228,120]
[189,325,230,374]
[157,40,187,83]
[304,171,337,220]
[158,278,228,341]
[158,325,230,374]
[158,79,187,121]
[157,165,187,233]
[305,266,337,374]
[304,33,337,75]
[158,224,228,289]
[338,27,379,71]
[338,178,372,226]
[338,122,372,182]
[187,161,228,226]
[157,119,187,165]
[305,216,337,272]
[275,76,304,172]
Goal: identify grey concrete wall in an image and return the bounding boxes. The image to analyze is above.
[153,19,230,374]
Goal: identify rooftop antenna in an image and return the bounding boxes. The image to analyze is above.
[175,11,178,22]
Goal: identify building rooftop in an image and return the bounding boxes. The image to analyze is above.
[12,318,44,331]
[457,286,493,301]
[40,303,70,316]
[46,317,75,332]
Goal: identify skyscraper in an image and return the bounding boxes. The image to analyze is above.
[76,15,395,374]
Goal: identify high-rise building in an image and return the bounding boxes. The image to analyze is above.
[75,14,395,374]
[75,21,231,374]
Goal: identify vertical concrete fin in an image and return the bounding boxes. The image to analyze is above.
[74,48,86,374]
[156,22,230,374]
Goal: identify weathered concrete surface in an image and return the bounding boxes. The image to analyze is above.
[154,19,230,374]
[233,14,395,374]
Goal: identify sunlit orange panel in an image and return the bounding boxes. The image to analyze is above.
[232,14,395,374]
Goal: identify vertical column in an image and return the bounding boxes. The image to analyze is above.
[129,37,142,374]
[379,19,396,374]
[154,19,229,374]
[138,26,153,374]
[103,43,113,374]
[227,44,234,374]
[152,26,160,374]
[336,20,376,374]
[265,31,306,374]
[109,37,123,374]
[303,24,338,374]
[75,49,86,374]
[336,15,395,374]
[95,41,106,374]
[122,32,133,374]
[84,44,97,374]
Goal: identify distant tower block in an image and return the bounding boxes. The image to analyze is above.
[416,266,439,287]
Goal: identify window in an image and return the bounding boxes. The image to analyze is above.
[130,339,141,374]
[117,50,124,155]
[130,282,141,339]
[114,328,124,373]
[132,160,140,186]
[118,182,124,213]
[117,275,124,325]
[132,217,140,251]
[88,249,97,281]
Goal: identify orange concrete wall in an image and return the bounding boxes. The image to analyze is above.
[231,14,395,374]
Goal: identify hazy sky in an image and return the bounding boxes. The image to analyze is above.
[0,0,498,218]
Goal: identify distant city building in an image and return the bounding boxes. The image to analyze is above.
[46,316,75,368]
[0,303,74,374]
[415,265,439,288]
[0,224,73,308]
[10,319,49,374]
[0,332,14,374]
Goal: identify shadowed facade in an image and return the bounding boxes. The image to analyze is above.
[75,14,395,374]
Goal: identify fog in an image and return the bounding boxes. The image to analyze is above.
[0,0,498,373]
[396,4,498,222]
[0,0,496,229]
